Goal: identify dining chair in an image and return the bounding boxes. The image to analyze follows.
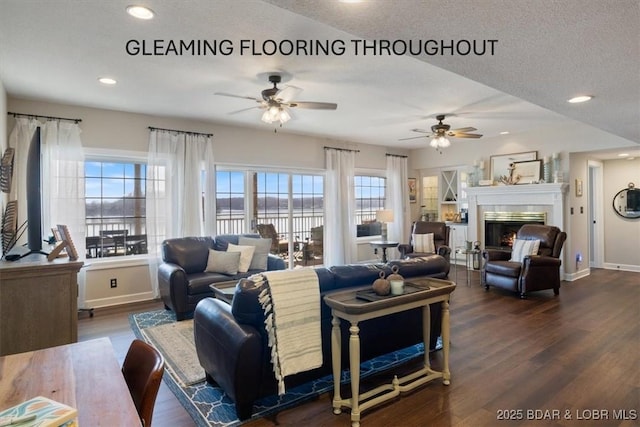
[122,339,165,427]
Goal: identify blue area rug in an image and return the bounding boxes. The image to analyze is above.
[130,309,433,427]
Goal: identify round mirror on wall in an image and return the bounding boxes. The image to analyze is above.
[613,183,640,219]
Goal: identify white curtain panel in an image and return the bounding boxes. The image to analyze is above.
[7,117,39,247]
[41,120,87,306]
[385,155,410,247]
[324,148,357,266]
[146,129,214,297]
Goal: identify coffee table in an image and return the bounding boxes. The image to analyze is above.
[323,276,455,427]
[209,280,239,304]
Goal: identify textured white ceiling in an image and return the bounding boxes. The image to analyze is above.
[0,0,638,150]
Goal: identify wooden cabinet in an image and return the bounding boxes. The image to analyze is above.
[0,256,83,356]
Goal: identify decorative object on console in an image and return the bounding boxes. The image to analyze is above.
[498,162,521,185]
[387,265,405,295]
[0,148,15,193]
[372,271,391,296]
[1,200,20,256]
[490,151,537,184]
[56,224,79,261]
[376,209,394,241]
[512,159,543,184]
[543,156,552,182]
[552,152,563,183]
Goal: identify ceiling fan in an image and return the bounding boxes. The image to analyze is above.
[400,114,482,151]
[215,74,338,127]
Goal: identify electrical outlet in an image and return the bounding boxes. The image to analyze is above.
[110,278,117,288]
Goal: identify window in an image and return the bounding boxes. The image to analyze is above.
[355,175,386,237]
[85,159,149,258]
[216,171,245,234]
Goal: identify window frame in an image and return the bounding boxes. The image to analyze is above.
[83,148,152,261]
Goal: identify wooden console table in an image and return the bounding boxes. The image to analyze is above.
[0,255,83,356]
[0,337,141,426]
[323,277,455,427]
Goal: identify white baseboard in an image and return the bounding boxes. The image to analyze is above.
[84,291,156,309]
[563,268,591,282]
[602,263,640,273]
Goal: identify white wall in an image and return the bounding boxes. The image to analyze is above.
[602,158,640,270]
[6,97,407,307]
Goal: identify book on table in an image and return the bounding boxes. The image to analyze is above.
[0,396,77,426]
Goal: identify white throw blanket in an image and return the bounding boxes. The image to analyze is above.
[252,268,322,395]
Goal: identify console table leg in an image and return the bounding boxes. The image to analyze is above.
[331,315,342,415]
[442,300,451,385]
[349,322,361,427]
[422,304,431,369]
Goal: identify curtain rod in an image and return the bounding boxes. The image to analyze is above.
[8,111,82,123]
[148,126,213,137]
[323,146,360,153]
[386,153,408,158]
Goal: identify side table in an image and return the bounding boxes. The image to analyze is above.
[368,240,399,263]
[454,247,480,286]
[323,276,455,427]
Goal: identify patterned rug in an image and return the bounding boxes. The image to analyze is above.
[129,309,432,427]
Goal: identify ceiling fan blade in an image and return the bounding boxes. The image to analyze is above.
[450,127,477,133]
[276,85,303,102]
[288,101,337,110]
[450,132,483,139]
[410,128,432,135]
[215,92,260,102]
[399,135,429,141]
[228,106,263,115]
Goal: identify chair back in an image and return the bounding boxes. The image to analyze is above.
[122,339,165,427]
[411,221,450,249]
[256,224,280,254]
[516,224,566,258]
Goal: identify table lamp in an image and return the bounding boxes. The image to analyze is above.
[376,209,394,241]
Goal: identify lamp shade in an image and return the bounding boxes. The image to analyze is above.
[376,209,394,223]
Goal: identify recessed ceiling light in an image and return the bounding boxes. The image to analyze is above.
[126,5,155,20]
[567,95,593,103]
[500,131,510,135]
[98,77,117,85]
[618,153,629,157]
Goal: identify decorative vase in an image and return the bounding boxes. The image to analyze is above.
[388,265,405,295]
[372,271,390,296]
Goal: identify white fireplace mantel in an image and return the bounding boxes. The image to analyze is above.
[465,183,569,243]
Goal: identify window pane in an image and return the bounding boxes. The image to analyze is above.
[85,159,149,259]
[355,174,386,237]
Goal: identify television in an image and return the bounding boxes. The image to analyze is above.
[23,127,47,257]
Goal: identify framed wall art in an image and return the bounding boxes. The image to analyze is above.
[408,177,417,203]
[490,151,537,184]
[512,159,543,184]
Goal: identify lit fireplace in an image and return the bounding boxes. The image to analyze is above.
[484,212,546,249]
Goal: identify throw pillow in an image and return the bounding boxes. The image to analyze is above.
[238,236,271,270]
[227,243,256,273]
[204,249,241,275]
[510,239,541,263]
[413,233,435,253]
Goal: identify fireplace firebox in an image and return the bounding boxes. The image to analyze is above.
[484,212,546,250]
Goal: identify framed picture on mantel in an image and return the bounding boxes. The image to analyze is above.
[490,151,537,184]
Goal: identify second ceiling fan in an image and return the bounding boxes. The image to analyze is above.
[215,74,338,127]
[400,114,482,151]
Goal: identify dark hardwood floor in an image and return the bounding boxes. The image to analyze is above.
[78,267,640,427]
